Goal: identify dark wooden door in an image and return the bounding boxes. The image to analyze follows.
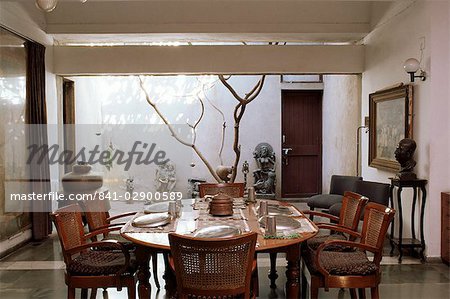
[281,90,322,198]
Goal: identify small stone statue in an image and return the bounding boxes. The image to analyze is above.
[394,138,417,180]
[242,160,249,188]
[253,143,276,198]
[155,161,177,192]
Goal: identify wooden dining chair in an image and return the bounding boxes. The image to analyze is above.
[79,199,162,289]
[168,232,258,299]
[301,202,396,299]
[199,182,245,198]
[51,204,137,299]
[303,191,369,250]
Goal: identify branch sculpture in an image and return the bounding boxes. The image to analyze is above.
[139,74,266,183]
[218,75,266,182]
[138,76,221,182]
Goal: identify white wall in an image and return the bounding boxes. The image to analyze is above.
[361,1,450,258]
[322,75,361,193]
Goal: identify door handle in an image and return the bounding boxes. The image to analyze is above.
[282,148,293,156]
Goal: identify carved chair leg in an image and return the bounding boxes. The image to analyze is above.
[102,288,109,299]
[350,288,357,299]
[301,267,307,299]
[310,276,319,299]
[127,284,136,299]
[152,252,160,289]
[358,288,366,299]
[81,288,88,299]
[67,287,75,299]
[370,287,379,299]
[90,288,97,299]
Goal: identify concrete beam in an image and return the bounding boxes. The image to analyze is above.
[53,45,365,75]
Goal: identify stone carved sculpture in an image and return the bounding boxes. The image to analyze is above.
[394,138,417,180]
[154,161,177,192]
[253,143,276,198]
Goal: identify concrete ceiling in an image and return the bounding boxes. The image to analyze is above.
[4,0,397,45]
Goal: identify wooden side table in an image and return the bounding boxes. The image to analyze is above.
[389,178,427,263]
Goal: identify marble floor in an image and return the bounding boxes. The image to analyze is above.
[0,201,449,299]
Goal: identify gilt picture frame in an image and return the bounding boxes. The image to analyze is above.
[369,84,413,172]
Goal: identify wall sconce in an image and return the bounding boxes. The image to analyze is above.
[403,58,426,82]
[35,0,58,12]
[36,0,88,12]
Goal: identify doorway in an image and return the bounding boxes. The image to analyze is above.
[62,78,76,174]
[281,90,322,198]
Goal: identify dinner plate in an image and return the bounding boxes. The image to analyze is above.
[144,201,172,213]
[193,225,242,238]
[258,215,301,231]
[257,205,293,216]
[132,212,171,227]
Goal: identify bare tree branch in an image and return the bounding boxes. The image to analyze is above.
[219,75,266,182]
[203,89,226,165]
[138,76,221,182]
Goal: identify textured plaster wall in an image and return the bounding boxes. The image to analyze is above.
[322,75,361,193]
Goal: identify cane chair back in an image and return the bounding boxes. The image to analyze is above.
[199,183,245,198]
[339,191,368,230]
[79,199,110,232]
[52,204,86,262]
[360,202,396,263]
[169,232,257,299]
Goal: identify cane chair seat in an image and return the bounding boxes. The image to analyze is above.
[67,250,138,276]
[303,246,378,276]
[306,233,348,251]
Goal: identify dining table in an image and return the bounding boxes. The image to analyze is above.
[120,198,318,299]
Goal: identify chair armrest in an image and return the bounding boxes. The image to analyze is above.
[92,222,127,231]
[66,240,131,276]
[302,210,340,222]
[107,212,137,222]
[83,226,121,241]
[315,224,361,238]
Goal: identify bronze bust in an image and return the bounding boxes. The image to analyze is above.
[394,138,417,180]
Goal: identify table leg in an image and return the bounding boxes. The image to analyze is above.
[162,252,177,296]
[420,186,427,262]
[285,244,300,298]
[135,245,151,299]
[397,187,403,263]
[411,187,417,240]
[269,252,278,289]
[389,185,395,256]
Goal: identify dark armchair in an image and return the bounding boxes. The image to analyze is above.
[307,175,362,213]
[329,180,390,218]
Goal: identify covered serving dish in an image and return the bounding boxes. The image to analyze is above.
[209,192,233,216]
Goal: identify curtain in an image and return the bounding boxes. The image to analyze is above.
[25,41,52,241]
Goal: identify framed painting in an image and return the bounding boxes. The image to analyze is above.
[369,84,413,172]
